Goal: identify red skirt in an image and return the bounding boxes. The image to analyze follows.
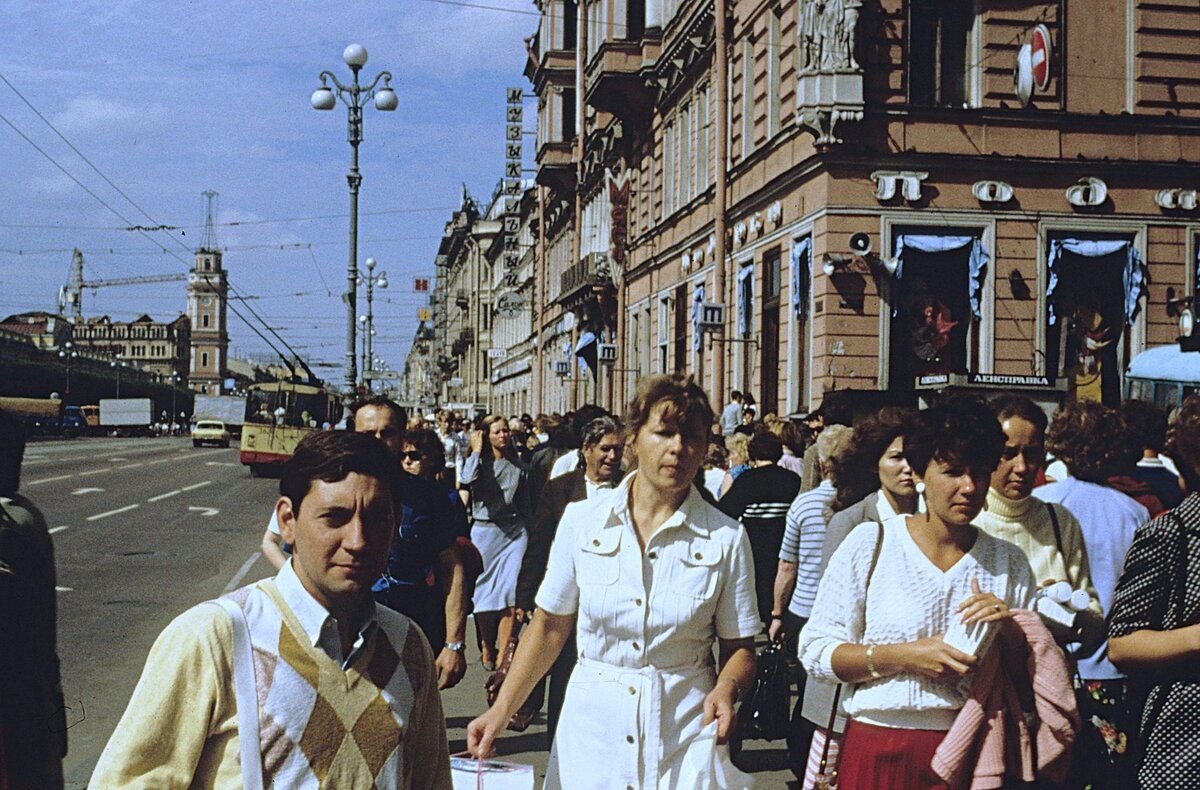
[834,720,950,790]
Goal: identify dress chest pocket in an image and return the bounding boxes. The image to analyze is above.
[664,539,721,599]
[577,529,621,587]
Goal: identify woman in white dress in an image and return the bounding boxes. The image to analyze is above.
[468,374,762,788]
[462,414,529,670]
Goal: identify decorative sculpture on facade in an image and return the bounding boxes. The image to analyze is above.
[797,0,864,146]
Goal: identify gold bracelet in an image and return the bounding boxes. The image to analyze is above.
[865,644,883,679]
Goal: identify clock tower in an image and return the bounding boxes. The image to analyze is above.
[187,247,228,394]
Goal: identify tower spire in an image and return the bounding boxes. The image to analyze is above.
[200,189,219,252]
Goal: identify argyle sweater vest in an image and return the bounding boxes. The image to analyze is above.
[226,579,429,787]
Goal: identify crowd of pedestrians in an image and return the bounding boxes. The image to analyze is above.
[9,374,1200,788]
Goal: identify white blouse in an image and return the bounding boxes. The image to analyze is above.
[536,473,762,669]
[798,515,1035,730]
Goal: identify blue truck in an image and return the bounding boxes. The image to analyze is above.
[0,396,89,438]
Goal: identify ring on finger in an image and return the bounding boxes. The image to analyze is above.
[993,604,1002,612]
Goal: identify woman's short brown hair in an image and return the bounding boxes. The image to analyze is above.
[625,374,714,443]
[1045,401,1122,483]
[1166,394,1200,494]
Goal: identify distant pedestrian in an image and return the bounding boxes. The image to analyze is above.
[461,414,530,671]
[0,410,66,790]
[719,429,803,629]
[720,389,744,436]
[1121,399,1185,509]
[92,431,452,787]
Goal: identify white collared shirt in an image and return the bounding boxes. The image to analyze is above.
[536,472,761,671]
[276,559,379,668]
[584,474,615,499]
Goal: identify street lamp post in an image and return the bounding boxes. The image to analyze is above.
[357,256,388,390]
[170,373,181,435]
[311,44,398,406]
[110,357,125,398]
[58,341,77,396]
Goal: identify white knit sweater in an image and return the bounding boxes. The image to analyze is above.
[798,514,1035,730]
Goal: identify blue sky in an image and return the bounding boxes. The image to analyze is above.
[0,0,535,380]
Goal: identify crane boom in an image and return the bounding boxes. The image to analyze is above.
[58,248,186,321]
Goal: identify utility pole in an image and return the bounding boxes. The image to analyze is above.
[713,0,729,411]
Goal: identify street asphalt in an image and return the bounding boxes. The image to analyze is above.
[25,435,794,788]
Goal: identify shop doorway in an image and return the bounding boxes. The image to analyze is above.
[888,242,974,390]
[1045,239,1131,406]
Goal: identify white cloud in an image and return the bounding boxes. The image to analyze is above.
[53,96,163,134]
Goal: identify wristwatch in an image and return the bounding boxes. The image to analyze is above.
[444,641,465,653]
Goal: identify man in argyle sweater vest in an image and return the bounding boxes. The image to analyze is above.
[92,431,452,788]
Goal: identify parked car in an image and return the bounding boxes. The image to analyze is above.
[191,420,231,448]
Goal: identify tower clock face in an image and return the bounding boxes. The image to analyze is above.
[201,297,213,306]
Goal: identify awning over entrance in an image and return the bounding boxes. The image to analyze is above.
[1047,238,1146,326]
[892,235,989,319]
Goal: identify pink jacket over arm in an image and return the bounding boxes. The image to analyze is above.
[931,609,1080,789]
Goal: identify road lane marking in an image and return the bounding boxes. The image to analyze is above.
[116,462,144,470]
[147,489,181,502]
[27,474,73,486]
[79,469,109,477]
[188,506,220,517]
[71,487,104,495]
[49,526,69,534]
[181,481,212,492]
[87,504,139,521]
[108,457,128,462]
[55,586,74,592]
[224,552,262,593]
[205,461,238,466]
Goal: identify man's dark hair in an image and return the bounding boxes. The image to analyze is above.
[748,429,784,463]
[0,410,28,494]
[1122,399,1169,454]
[990,394,1048,436]
[821,393,854,428]
[280,430,399,514]
[730,390,742,401]
[569,404,609,448]
[904,395,1006,479]
[346,395,406,431]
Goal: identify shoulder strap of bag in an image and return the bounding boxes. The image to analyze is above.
[208,597,264,790]
[819,521,885,775]
[1045,503,1076,589]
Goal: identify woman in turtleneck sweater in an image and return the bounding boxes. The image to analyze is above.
[972,395,1104,649]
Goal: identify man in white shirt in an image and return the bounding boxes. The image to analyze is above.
[720,390,744,436]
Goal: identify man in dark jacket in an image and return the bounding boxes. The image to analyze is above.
[511,416,624,735]
[0,410,66,789]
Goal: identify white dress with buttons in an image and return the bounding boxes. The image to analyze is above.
[535,473,761,789]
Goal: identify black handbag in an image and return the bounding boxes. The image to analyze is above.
[738,638,792,741]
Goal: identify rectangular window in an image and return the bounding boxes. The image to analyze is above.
[662,119,675,217]
[679,101,691,203]
[658,296,670,373]
[767,7,782,138]
[696,84,710,189]
[563,0,577,49]
[909,2,972,107]
[741,38,755,159]
[561,88,576,141]
[202,351,209,368]
[201,313,210,328]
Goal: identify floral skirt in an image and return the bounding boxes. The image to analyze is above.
[1069,677,1134,789]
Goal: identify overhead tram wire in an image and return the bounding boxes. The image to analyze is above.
[0,206,458,231]
[0,77,317,374]
[0,105,300,371]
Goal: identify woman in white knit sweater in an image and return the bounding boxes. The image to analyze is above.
[799,396,1035,789]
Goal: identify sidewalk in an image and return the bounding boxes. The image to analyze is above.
[441,633,798,788]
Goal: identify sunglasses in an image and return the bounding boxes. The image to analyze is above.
[401,451,424,462]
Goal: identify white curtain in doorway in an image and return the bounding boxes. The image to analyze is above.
[892,234,989,319]
[1046,238,1145,326]
[791,237,812,319]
